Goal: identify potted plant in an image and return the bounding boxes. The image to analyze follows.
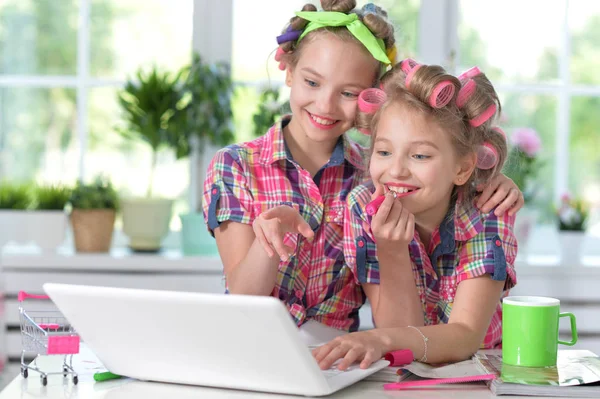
[175,54,234,256]
[252,86,289,137]
[502,127,543,254]
[117,66,186,252]
[556,193,589,264]
[69,176,119,253]
[30,184,71,250]
[0,182,33,247]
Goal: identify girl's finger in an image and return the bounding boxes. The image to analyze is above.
[509,192,525,216]
[476,177,501,210]
[494,188,520,216]
[338,347,363,371]
[480,184,509,214]
[360,349,377,369]
[266,226,292,261]
[313,342,335,362]
[253,224,274,257]
[394,205,409,234]
[295,216,315,239]
[318,345,347,370]
[385,197,403,226]
[372,193,395,227]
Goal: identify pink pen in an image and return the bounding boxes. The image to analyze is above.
[366,195,385,216]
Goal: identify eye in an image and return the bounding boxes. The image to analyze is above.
[305,79,318,87]
[342,91,358,98]
[413,154,430,160]
[376,150,391,157]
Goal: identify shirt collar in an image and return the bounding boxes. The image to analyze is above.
[435,199,485,252]
[259,116,366,171]
[258,117,289,165]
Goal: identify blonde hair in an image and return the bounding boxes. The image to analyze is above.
[279,0,396,78]
[356,61,508,205]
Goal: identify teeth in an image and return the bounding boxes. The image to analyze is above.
[388,186,414,194]
[310,114,335,125]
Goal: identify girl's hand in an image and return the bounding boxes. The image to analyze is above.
[370,188,415,257]
[312,330,387,371]
[252,205,314,261]
[476,175,524,216]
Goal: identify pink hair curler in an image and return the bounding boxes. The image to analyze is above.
[456,79,476,108]
[274,47,285,61]
[358,88,387,114]
[476,142,498,170]
[469,103,497,127]
[275,47,288,70]
[400,58,418,74]
[429,81,455,108]
[458,66,481,81]
[404,64,423,89]
[492,126,506,139]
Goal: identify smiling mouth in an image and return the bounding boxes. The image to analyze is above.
[306,111,339,130]
[385,185,420,197]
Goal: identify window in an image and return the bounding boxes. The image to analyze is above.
[0,0,194,223]
[457,0,600,227]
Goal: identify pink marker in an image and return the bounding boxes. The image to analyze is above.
[384,349,413,367]
[366,195,385,216]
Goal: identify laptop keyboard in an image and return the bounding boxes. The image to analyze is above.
[321,363,358,378]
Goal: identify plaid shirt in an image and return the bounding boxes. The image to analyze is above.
[344,183,518,348]
[203,117,369,331]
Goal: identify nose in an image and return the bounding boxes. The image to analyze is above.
[315,88,336,115]
[389,157,410,179]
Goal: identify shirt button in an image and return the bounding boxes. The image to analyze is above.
[495,239,501,247]
[295,290,303,299]
[358,240,365,248]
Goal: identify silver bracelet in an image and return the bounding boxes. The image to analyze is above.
[407,325,428,362]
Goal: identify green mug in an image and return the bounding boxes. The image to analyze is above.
[502,296,577,367]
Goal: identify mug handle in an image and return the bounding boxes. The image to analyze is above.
[558,312,578,346]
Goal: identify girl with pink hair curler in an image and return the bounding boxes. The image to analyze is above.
[203,2,522,334]
[313,60,518,368]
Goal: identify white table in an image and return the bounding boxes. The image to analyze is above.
[0,347,561,399]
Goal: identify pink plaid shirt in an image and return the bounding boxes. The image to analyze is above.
[203,117,369,331]
[344,183,518,348]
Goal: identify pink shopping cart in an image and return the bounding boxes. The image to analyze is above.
[19,291,80,386]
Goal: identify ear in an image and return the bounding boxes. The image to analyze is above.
[285,66,294,88]
[454,152,477,186]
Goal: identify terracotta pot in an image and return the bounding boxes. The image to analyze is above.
[70,209,116,253]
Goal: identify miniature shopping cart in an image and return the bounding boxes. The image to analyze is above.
[19,291,80,386]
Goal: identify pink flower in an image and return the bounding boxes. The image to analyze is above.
[511,128,541,157]
[561,193,571,203]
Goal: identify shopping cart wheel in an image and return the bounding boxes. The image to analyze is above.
[21,367,28,378]
[73,375,78,385]
[63,366,68,377]
[41,375,48,386]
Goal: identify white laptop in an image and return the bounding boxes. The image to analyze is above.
[43,283,389,396]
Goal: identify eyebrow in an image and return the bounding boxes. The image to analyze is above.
[373,137,440,150]
[412,140,439,150]
[300,67,368,90]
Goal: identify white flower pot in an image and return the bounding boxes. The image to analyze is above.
[0,210,67,250]
[559,231,585,265]
[121,198,173,252]
[513,206,539,256]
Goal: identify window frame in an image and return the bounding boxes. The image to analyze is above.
[431,0,600,204]
[4,0,599,228]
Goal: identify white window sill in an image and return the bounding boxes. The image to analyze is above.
[0,246,222,272]
[1,224,599,275]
